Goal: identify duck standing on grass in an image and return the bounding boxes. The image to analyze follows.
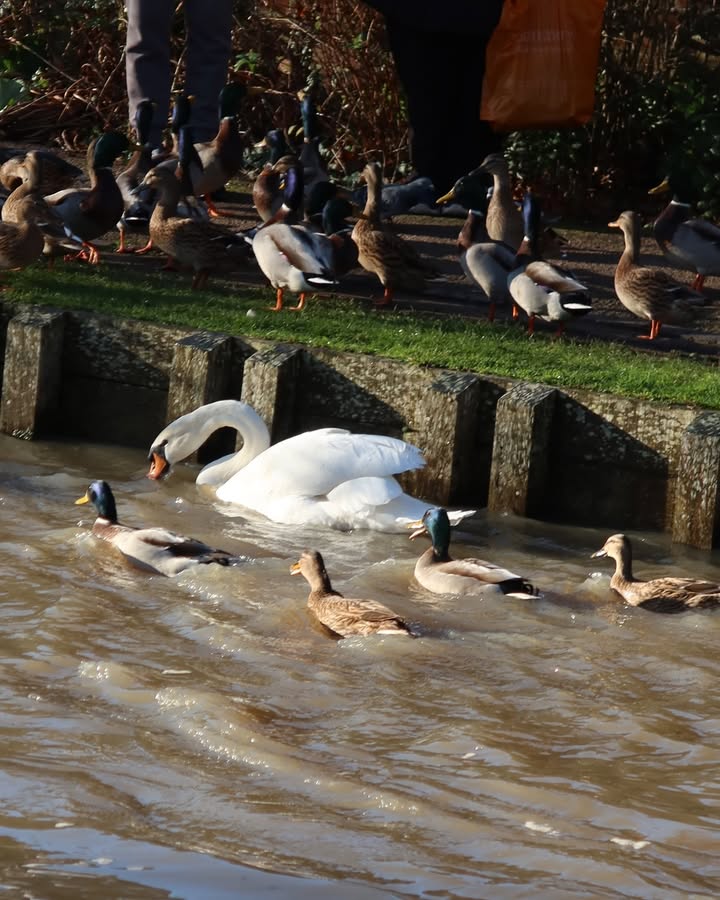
[592,533,720,613]
[75,480,239,577]
[608,209,705,340]
[408,507,537,598]
[352,161,440,308]
[290,550,415,638]
[1,151,82,263]
[138,161,251,288]
[44,131,129,265]
[507,192,592,337]
[455,208,515,321]
[251,163,338,311]
[648,169,720,293]
[0,194,45,285]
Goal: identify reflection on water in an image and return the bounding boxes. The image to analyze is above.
[1,432,720,899]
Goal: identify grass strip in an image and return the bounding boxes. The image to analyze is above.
[5,260,719,410]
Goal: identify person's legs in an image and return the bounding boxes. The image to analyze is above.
[125,0,175,147]
[385,18,501,194]
[437,36,502,188]
[183,0,234,142]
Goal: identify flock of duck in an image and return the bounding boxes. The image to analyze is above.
[2,84,720,627]
[71,397,720,632]
[0,83,719,337]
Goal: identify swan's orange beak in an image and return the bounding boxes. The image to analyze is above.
[147,451,169,480]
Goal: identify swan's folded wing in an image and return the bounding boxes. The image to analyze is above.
[218,429,425,504]
[115,527,215,556]
[326,476,403,514]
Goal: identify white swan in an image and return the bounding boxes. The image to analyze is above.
[146,400,475,532]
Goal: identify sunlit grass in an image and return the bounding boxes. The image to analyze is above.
[5,259,719,410]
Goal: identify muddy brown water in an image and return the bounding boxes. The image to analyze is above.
[1,432,720,897]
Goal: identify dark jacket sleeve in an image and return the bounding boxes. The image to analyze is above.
[363,0,504,36]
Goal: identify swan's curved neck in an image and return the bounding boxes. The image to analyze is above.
[160,400,272,485]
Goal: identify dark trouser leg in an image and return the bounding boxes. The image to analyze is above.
[125,0,175,147]
[385,19,502,195]
[184,0,234,142]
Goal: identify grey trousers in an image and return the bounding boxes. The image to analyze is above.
[125,0,234,146]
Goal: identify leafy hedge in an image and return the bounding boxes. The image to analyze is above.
[0,0,718,219]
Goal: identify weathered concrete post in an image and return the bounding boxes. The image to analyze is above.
[166,331,233,421]
[166,331,234,462]
[488,383,556,517]
[240,345,302,444]
[406,372,484,505]
[0,308,65,439]
[672,411,720,549]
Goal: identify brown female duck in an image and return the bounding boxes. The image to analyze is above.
[352,161,439,307]
[474,153,524,251]
[290,550,415,638]
[139,163,250,288]
[1,151,80,262]
[0,195,44,284]
[44,131,129,264]
[592,533,720,613]
[608,210,704,340]
[0,149,82,195]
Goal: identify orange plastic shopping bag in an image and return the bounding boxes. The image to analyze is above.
[480,0,607,131]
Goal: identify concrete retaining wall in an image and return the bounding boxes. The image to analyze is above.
[0,302,716,548]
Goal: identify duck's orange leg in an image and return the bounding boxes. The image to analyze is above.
[269,287,284,311]
[511,304,520,320]
[289,292,307,311]
[639,318,662,340]
[116,230,132,254]
[487,301,496,322]
[527,313,536,336]
[134,237,154,255]
[373,287,393,308]
[203,194,234,218]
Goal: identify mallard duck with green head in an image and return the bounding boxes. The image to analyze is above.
[592,533,720,613]
[75,480,238,577]
[44,131,129,264]
[192,82,249,216]
[648,168,720,293]
[290,549,415,638]
[608,209,704,340]
[408,507,536,598]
